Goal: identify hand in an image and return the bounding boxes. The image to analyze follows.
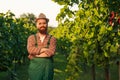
[35,53,49,57]
[28,55,34,59]
[40,48,49,53]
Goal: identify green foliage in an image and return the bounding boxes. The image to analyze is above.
[0,10,37,80]
[0,10,59,79]
[52,0,120,79]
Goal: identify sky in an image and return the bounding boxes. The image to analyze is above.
[0,0,62,27]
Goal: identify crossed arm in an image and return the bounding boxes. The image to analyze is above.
[27,35,56,59]
[35,48,50,57]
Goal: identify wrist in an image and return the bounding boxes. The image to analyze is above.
[38,48,41,55]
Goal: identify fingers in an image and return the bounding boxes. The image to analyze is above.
[40,48,48,53]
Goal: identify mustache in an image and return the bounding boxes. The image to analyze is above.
[40,26,46,28]
[40,27,46,29]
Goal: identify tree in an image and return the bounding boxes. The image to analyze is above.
[52,0,120,80]
[20,13,36,25]
[0,10,37,79]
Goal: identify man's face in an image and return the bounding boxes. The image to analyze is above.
[36,19,48,34]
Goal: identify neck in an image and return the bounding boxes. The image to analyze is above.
[39,33,47,42]
[39,32,47,37]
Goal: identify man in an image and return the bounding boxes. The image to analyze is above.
[27,13,56,80]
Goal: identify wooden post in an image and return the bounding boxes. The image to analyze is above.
[92,64,96,80]
[118,45,120,80]
[118,61,120,80]
[105,64,110,80]
[104,57,110,80]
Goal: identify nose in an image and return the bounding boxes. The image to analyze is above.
[41,23,46,26]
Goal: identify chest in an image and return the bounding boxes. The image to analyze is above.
[34,35,51,48]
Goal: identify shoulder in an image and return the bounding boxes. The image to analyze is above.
[27,34,35,40]
[48,34,56,39]
[48,35,56,43]
[52,36,56,40]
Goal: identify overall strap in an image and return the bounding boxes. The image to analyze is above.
[34,34,52,48]
[34,34,38,47]
[46,35,52,48]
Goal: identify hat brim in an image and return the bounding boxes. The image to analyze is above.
[35,18,49,22]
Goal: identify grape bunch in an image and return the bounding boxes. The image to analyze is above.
[109,11,120,26]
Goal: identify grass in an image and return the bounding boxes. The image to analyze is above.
[53,53,67,80]
[0,53,67,80]
[0,53,119,80]
[0,71,8,80]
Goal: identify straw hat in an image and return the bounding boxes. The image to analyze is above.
[35,13,49,22]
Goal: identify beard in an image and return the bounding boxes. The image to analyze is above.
[38,27,47,34]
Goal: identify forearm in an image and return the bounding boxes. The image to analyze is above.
[39,47,55,57]
[27,47,41,55]
[35,52,50,57]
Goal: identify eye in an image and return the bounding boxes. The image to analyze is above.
[39,23,41,25]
